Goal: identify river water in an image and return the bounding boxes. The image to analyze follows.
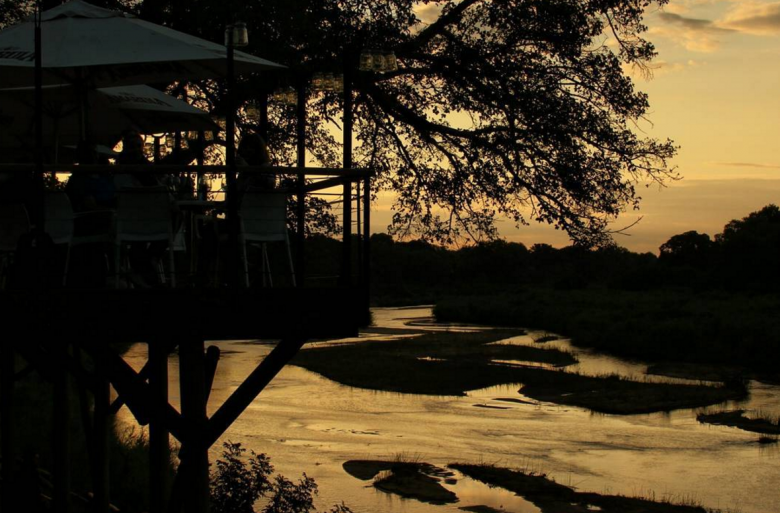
[118,306,780,513]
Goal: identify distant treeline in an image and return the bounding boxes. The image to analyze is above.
[344,204,780,304]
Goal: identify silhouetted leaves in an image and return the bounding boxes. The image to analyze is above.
[3,0,679,244]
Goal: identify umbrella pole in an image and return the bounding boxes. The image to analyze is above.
[226,43,238,289]
[33,0,44,232]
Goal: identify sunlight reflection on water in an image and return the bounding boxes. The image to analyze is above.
[117,306,780,513]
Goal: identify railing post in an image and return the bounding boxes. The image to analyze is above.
[226,43,239,288]
[363,173,371,312]
[296,80,306,285]
[341,63,353,287]
[196,131,206,200]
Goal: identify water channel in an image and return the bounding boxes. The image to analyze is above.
[119,306,780,513]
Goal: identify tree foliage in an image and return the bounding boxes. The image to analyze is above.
[210,441,352,513]
[2,0,678,245]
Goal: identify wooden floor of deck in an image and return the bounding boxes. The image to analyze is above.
[1,287,368,342]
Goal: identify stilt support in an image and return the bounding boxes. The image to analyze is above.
[53,343,71,513]
[178,337,210,513]
[1,345,16,512]
[149,341,170,513]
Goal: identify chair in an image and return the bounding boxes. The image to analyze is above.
[114,186,176,288]
[239,188,295,287]
[44,192,75,286]
[0,203,30,288]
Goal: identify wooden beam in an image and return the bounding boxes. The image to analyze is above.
[77,342,189,442]
[199,337,306,451]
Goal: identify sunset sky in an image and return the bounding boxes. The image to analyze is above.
[371,0,780,253]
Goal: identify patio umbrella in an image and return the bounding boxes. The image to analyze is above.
[0,0,285,89]
[0,84,220,148]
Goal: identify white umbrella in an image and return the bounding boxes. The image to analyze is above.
[0,84,220,148]
[0,0,285,88]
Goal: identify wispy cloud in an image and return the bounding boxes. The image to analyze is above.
[658,12,735,33]
[651,11,734,52]
[652,58,704,76]
[720,2,780,35]
[713,161,780,169]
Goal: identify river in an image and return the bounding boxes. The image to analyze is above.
[118,306,780,513]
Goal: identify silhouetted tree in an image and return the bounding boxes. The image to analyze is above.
[714,204,780,289]
[658,230,712,267]
[4,0,678,245]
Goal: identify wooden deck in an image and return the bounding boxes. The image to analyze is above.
[1,286,368,342]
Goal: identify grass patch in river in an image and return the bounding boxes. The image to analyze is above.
[343,460,457,504]
[450,463,722,513]
[293,331,746,414]
[696,409,780,435]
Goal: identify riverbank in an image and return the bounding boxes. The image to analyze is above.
[434,289,780,377]
[292,329,746,414]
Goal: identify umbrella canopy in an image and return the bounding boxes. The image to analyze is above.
[0,0,285,88]
[0,84,220,148]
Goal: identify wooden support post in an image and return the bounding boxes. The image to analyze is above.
[226,43,239,289]
[363,173,371,314]
[92,375,110,513]
[341,64,353,287]
[1,345,15,512]
[204,345,220,403]
[168,338,302,513]
[53,343,71,513]
[178,337,209,513]
[296,81,307,284]
[149,341,170,513]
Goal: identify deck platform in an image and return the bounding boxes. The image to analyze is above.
[2,287,368,342]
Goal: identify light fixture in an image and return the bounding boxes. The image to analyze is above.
[358,50,374,72]
[333,74,344,93]
[312,72,326,91]
[381,51,398,72]
[225,22,249,47]
[272,86,298,105]
[246,102,260,121]
[323,72,336,91]
[359,49,398,73]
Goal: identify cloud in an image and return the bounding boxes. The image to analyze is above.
[651,11,735,51]
[652,58,704,76]
[713,161,780,169]
[413,5,442,25]
[658,12,735,33]
[720,2,780,35]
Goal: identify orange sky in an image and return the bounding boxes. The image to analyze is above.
[369,1,780,253]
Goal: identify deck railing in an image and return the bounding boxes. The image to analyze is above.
[0,163,372,294]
